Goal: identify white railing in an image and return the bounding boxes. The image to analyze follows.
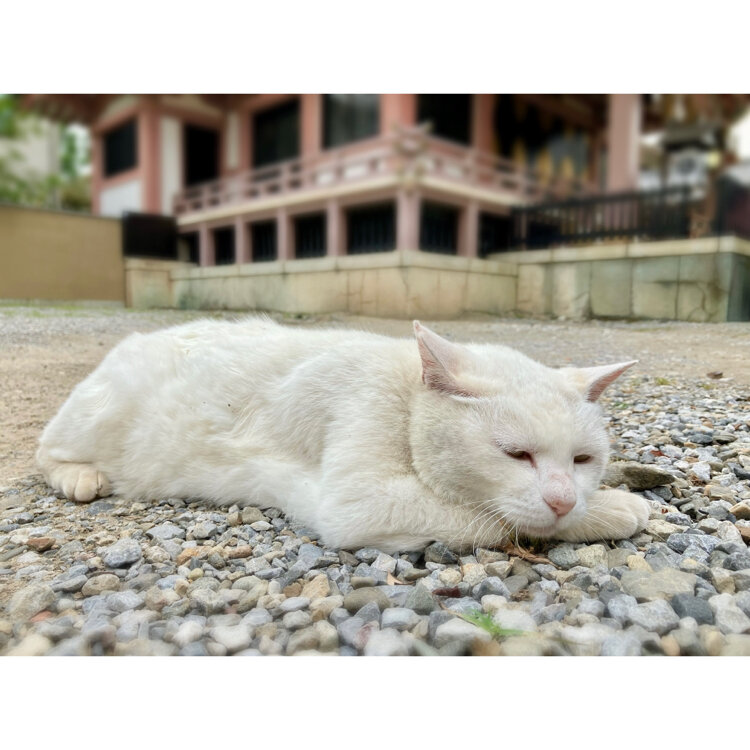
[174,126,597,216]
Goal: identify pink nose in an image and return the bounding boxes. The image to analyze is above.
[545,494,576,517]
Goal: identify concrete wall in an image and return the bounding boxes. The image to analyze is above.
[126,250,518,318]
[125,258,195,308]
[0,205,124,303]
[495,237,750,323]
[122,237,750,322]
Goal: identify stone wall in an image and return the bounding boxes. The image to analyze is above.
[123,237,750,322]
[131,250,519,319]
[496,237,750,323]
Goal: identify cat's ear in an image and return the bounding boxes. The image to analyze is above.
[413,321,475,398]
[564,360,638,402]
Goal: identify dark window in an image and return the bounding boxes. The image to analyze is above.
[184,125,219,187]
[251,221,277,262]
[253,100,300,168]
[346,203,395,254]
[323,95,380,149]
[294,213,326,258]
[180,232,200,264]
[417,95,472,145]
[104,119,137,177]
[479,212,513,257]
[213,227,235,265]
[122,212,176,259]
[420,202,459,254]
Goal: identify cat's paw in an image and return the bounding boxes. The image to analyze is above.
[558,489,650,542]
[50,463,112,503]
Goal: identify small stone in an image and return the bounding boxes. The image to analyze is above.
[491,608,537,632]
[211,624,252,653]
[645,519,685,541]
[473,577,511,599]
[308,620,336,651]
[433,618,492,648]
[438,568,463,586]
[604,462,674,490]
[628,600,679,635]
[279,596,310,613]
[706,485,735,502]
[102,539,142,568]
[146,522,184,541]
[106,590,144,613]
[381,607,420,631]
[172,620,204,647]
[240,507,265,525]
[730,502,750,521]
[460,563,487,587]
[548,545,578,570]
[709,594,750,635]
[424,542,458,565]
[364,629,409,656]
[343,587,392,613]
[503,575,529,596]
[620,568,697,602]
[688,462,712,483]
[626,555,653,572]
[6,583,56,621]
[189,588,225,615]
[351,576,377,589]
[301,574,330,601]
[403,583,438,615]
[605,594,638,624]
[576,544,608,568]
[355,601,382,624]
[666,533,721,555]
[26,537,54,552]
[283,610,312,630]
[52,574,87,593]
[670,593,714,625]
[286,626,320,655]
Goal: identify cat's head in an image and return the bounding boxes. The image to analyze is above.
[409,322,636,546]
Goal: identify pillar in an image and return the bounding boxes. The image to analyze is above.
[397,188,420,250]
[198,224,214,266]
[472,95,496,153]
[277,208,290,260]
[459,201,479,257]
[235,217,250,263]
[327,199,344,256]
[381,94,417,135]
[138,98,161,213]
[301,94,322,158]
[606,94,642,192]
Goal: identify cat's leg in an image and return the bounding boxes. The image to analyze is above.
[313,474,466,554]
[556,489,650,543]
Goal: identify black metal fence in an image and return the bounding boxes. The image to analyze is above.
[509,186,694,250]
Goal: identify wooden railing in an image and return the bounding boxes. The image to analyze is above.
[173,126,598,217]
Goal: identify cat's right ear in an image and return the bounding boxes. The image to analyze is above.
[413,321,475,398]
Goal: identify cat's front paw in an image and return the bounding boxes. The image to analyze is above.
[558,489,650,543]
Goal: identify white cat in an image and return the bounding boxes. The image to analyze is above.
[37,318,649,553]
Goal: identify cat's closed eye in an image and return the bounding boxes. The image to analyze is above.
[574,454,593,464]
[504,449,532,462]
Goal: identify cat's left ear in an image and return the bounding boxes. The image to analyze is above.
[413,321,476,398]
[563,360,638,402]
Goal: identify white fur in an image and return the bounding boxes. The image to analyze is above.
[37,317,649,553]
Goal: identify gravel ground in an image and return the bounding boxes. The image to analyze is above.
[2,305,750,656]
